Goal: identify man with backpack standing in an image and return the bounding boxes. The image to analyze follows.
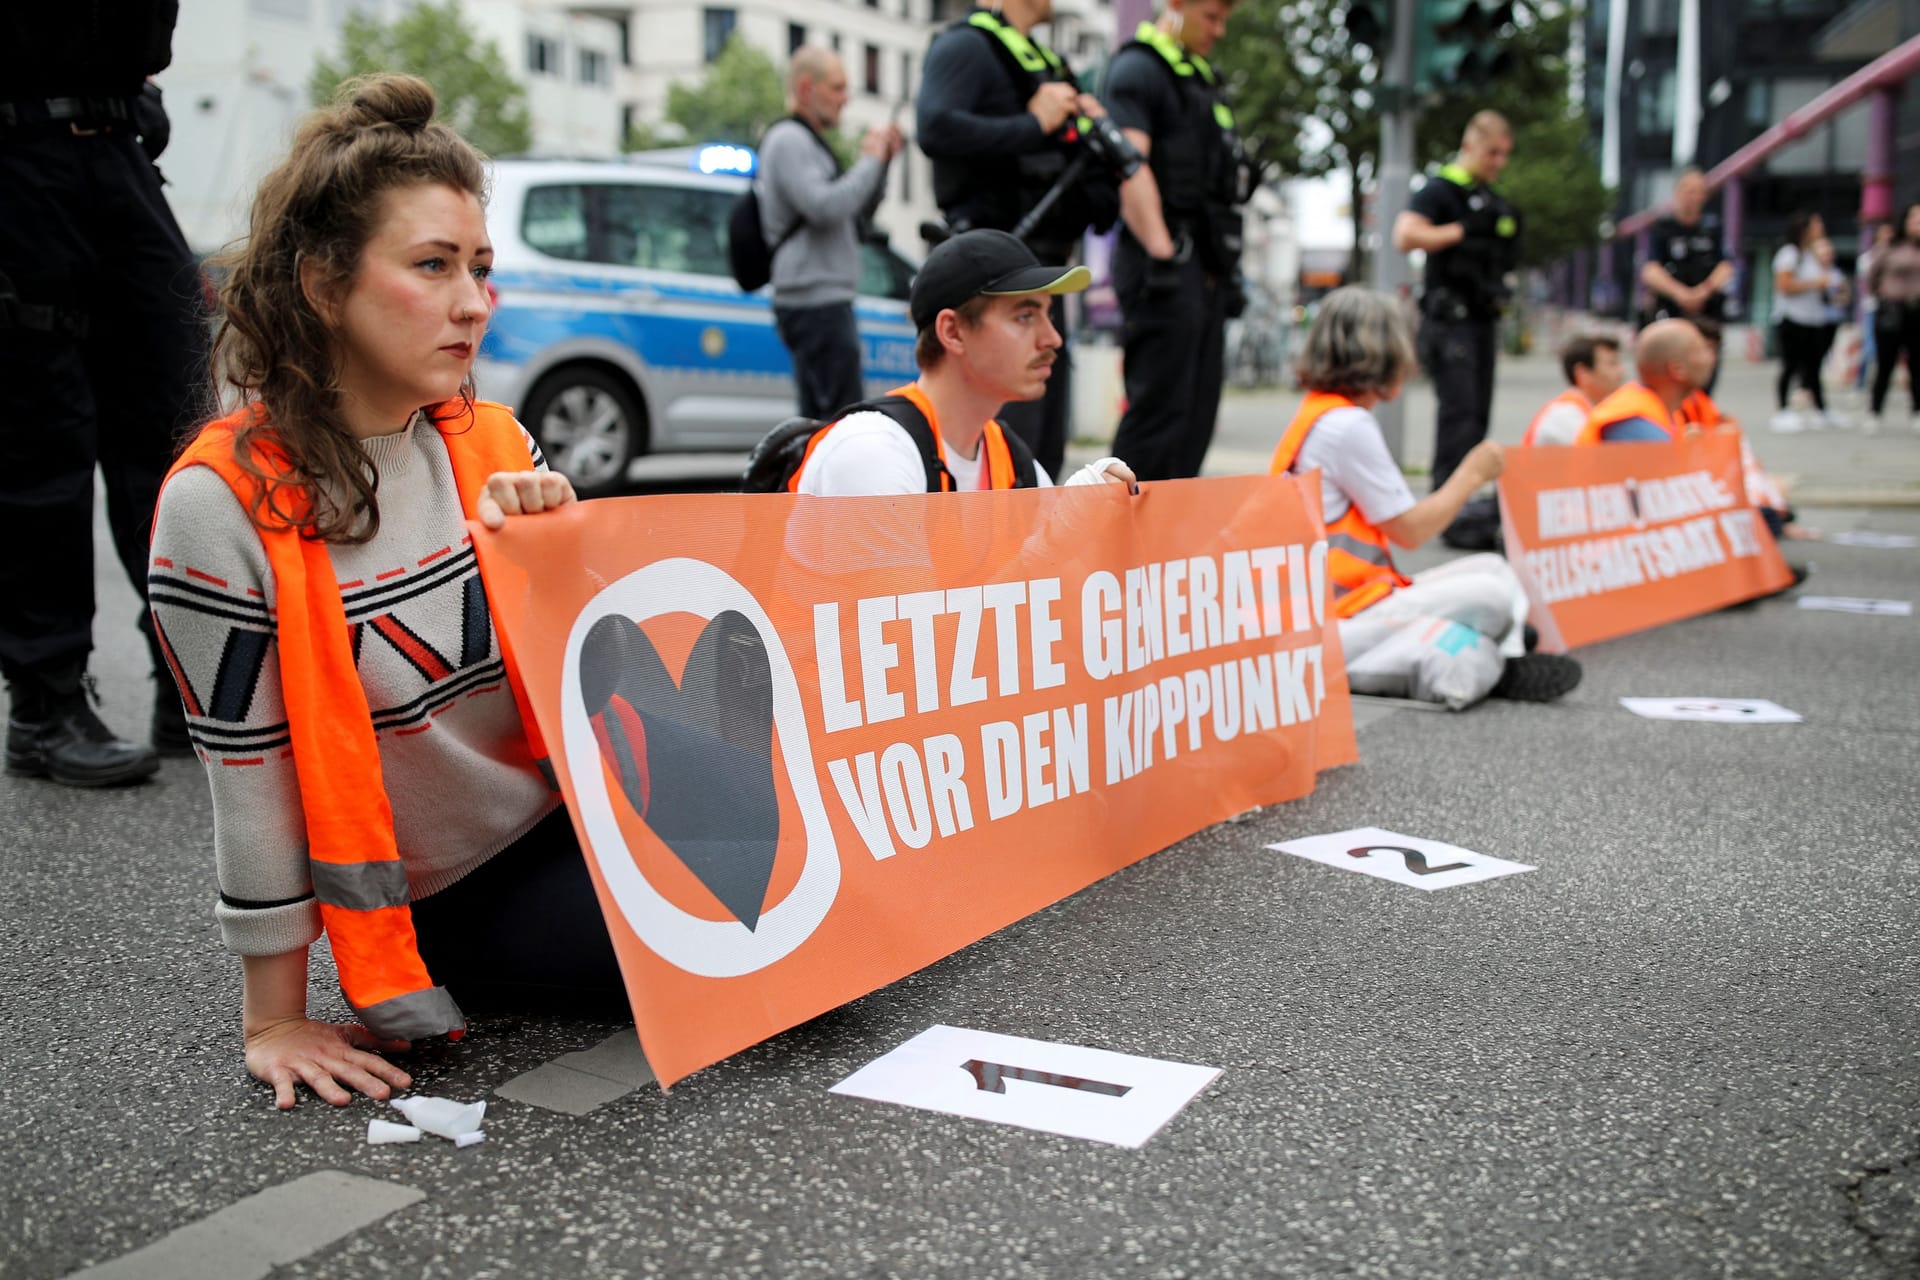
[758,46,903,419]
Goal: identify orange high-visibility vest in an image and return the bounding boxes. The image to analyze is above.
[1575,382,1679,445]
[1521,387,1592,447]
[787,383,1027,492]
[1268,391,1413,619]
[159,398,551,1041]
[1676,389,1722,431]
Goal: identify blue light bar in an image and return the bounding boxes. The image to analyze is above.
[695,144,757,176]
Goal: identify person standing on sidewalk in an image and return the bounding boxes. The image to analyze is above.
[1,2,212,787]
[1392,111,1521,500]
[1770,211,1846,432]
[759,47,902,420]
[1866,203,1920,432]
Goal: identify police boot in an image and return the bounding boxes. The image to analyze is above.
[5,663,161,787]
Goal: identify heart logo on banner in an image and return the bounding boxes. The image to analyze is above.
[578,610,781,930]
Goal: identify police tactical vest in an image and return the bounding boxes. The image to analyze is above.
[1422,163,1520,319]
[1113,23,1246,271]
[928,8,1113,249]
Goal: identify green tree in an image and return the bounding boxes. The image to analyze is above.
[1223,0,1610,273]
[310,0,531,156]
[662,34,787,146]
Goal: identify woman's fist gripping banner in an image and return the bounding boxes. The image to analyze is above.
[472,476,1356,1086]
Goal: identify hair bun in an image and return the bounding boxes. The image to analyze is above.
[338,73,437,133]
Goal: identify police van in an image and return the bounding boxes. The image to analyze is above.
[476,148,919,496]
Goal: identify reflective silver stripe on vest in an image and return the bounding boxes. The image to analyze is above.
[354,985,467,1041]
[310,859,411,912]
[1328,531,1392,567]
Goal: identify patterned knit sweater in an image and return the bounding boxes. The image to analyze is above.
[149,415,560,957]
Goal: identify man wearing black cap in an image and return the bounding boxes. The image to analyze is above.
[792,230,1135,495]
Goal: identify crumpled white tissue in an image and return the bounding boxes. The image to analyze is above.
[367,1119,422,1145]
[390,1095,487,1141]
[454,1130,487,1148]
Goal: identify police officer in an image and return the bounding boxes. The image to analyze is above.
[1392,110,1520,494]
[1640,168,1733,394]
[1104,0,1248,483]
[1,2,211,786]
[917,0,1138,478]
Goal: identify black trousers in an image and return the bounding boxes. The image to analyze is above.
[413,805,629,1018]
[1871,305,1920,415]
[1776,319,1832,411]
[0,125,211,682]
[995,293,1070,479]
[1420,313,1497,490]
[774,300,866,420]
[1109,245,1227,482]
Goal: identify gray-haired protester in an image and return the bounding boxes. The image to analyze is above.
[1268,287,1580,707]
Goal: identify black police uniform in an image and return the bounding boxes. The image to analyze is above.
[1104,23,1247,483]
[1643,213,1727,392]
[917,8,1121,478]
[1408,163,1519,491]
[1,2,212,782]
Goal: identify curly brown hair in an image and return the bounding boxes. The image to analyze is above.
[204,73,488,543]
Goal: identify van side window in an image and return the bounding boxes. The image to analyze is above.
[522,185,590,261]
[599,183,734,277]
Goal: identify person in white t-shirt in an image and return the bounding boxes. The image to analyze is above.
[1270,287,1581,706]
[1770,211,1848,432]
[792,230,1134,496]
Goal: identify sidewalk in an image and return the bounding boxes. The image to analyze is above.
[1071,348,1920,506]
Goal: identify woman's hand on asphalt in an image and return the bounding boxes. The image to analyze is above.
[244,1017,413,1110]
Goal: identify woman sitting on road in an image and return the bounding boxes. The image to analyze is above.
[1267,287,1581,708]
[150,75,624,1109]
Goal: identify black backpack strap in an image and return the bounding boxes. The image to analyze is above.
[996,423,1041,489]
[820,395,951,492]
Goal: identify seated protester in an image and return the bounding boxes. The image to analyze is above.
[1576,318,1716,444]
[1674,318,1799,540]
[150,76,622,1109]
[792,230,1133,495]
[1269,287,1582,707]
[1523,334,1624,446]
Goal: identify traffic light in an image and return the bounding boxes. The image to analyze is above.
[1414,0,1515,91]
[1344,0,1389,54]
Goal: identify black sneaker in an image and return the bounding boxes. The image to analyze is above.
[1489,654,1583,703]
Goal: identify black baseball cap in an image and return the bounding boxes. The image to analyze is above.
[908,230,1092,331]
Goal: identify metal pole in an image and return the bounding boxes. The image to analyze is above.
[1368,0,1420,465]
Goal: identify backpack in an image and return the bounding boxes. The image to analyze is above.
[740,395,1040,493]
[726,189,794,293]
[727,118,844,293]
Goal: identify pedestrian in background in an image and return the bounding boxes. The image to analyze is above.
[760,46,903,420]
[1104,0,1249,483]
[1866,204,1920,432]
[1770,210,1845,432]
[151,75,623,1108]
[1,2,212,787]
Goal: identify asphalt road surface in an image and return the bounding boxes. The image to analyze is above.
[3,361,1916,1279]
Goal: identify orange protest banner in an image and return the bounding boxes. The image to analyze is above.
[471,476,1356,1086]
[1497,434,1793,653]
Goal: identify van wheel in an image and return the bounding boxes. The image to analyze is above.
[523,367,645,499]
